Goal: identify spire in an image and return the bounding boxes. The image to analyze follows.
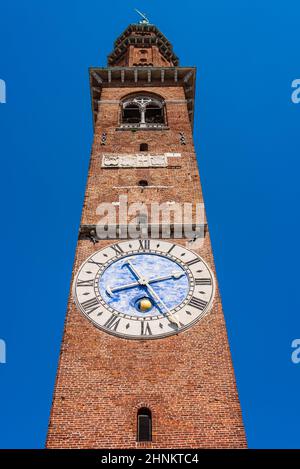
[107,23,179,67]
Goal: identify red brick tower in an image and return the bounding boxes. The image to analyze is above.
[46,20,246,448]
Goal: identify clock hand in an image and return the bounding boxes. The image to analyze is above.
[143,281,180,327]
[106,259,147,296]
[123,260,179,326]
[106,281,140,297]
[148,270,184,284]
[107,270,184,296]
[123,259,146,284]
[125,261,184,286]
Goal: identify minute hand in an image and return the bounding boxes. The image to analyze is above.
[144,281,179,327]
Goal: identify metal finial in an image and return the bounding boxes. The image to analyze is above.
[134,8,150,24]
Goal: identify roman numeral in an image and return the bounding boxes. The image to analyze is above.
[141,321,152,336]
[186,258,201,266]
[195,278,212,285]
[167,244,175,254]
[104,314,121,331]
[111,244,124,255]
[81,297,99,314]
[138,239,150,250]
[189,297,208,311]
[77,279,94,287]
[88,259,103,268]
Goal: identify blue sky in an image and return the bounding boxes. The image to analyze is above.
[0,0,300,448]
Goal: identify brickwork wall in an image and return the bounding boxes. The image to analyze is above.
[82,86,202,225]
[128,46,173,67]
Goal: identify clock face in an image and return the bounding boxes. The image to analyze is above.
[73,240,215,339]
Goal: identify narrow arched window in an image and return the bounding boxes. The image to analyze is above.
[138,180,148,187]
[140,143,148,152]
[137,408,152,442]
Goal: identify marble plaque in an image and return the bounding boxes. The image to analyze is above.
[102,153,169,168]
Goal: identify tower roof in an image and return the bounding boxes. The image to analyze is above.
[108,23,179,67]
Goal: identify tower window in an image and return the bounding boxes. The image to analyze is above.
[138,180,148,187]
[121,95,166,127]
[145,102,164,124]
[140,143,148,152]
[137,408,152,442]
[122,103,140,124]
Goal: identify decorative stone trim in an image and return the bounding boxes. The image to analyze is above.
[102,153,169,168]
[116,123,169,130]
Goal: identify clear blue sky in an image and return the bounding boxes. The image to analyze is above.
[0,0,300,449]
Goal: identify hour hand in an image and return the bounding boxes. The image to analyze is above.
[148,270,184,284]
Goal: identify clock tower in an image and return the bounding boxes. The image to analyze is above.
[46,19,246,448]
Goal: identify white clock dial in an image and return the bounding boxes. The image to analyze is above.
[73,240,215,339]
